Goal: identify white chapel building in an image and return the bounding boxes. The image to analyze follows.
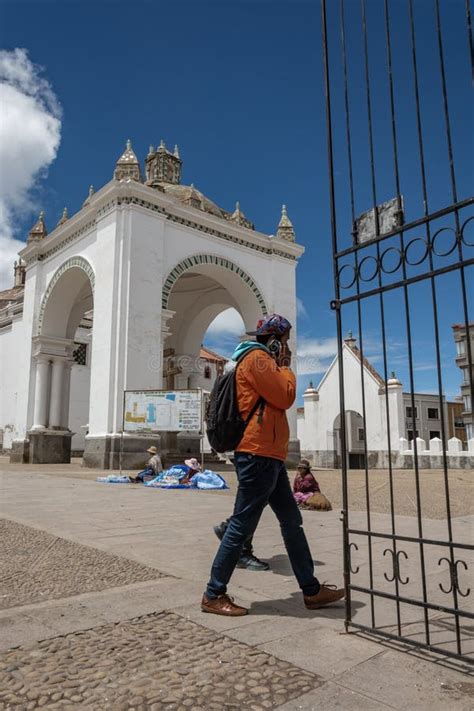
[298,333,473,469]
[0,140,303,468]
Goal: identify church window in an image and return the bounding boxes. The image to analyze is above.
[73,342,88,366]
[204,365,211,379]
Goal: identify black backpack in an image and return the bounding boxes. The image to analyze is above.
[206,354,265,454]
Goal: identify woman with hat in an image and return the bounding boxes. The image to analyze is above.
[130,445,163,483]
[293,459,332,511]
[179,457,202,485]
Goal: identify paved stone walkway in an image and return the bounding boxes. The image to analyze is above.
[0,611,318,709]
[0,460,472,710]
[0,520,165,610]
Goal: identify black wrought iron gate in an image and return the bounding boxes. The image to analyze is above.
[321,0,473,660]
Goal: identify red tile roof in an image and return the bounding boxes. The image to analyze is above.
[200,346,227,362]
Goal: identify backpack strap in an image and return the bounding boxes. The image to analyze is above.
[244,396,265,426]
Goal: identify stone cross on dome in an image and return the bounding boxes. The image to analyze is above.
[276,204,295,242]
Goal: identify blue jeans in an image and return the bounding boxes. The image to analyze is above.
[206,453,320,599]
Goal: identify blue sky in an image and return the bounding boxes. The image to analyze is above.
[1,0,472,404]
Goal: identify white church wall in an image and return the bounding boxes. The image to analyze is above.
[69,357,91,452]
[0,317,28,448]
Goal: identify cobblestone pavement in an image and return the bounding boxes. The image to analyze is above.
[0,611,320,710]
[0,520,166,610]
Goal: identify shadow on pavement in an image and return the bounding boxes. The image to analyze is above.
[264,554,326,576]
[249,592,365,619]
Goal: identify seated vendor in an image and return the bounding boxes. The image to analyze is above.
[130,446,163,483]
[293,458,320,506]
[176,457,202,484]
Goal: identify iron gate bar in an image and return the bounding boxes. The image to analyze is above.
[335,257,474,307]
[348,623,471,663]
[407,0,461,651]
[347,529,474,550]
[322,0,473,661]
[340,0,377,630]
[349,586,474,620]
[467,0,474,76]
[321,0,352,631]
[434,0,474,457]
[335,197,474,258]
[364,0,403,635]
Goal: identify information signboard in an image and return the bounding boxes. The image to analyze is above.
[123,389,203,433]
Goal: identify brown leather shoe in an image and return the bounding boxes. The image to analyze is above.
[201,593,248,616]
[304,583,345,610]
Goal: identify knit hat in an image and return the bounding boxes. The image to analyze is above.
[246,313,292,337]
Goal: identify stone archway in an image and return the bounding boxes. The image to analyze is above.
[160,254,267,456]
[30,257,95,463]
[162,254,267,382]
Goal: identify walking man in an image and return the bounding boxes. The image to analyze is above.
[201,314,344,616]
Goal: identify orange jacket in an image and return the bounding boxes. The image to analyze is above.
[234,349,296,461]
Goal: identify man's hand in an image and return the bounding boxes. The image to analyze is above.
[277,342,292,368]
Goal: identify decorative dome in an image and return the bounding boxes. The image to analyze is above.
[159,183,226,218]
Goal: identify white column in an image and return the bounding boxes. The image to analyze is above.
[32,357,51,430]
[61,360,73,429]
[49,358,65,429]
[303,384,319,450]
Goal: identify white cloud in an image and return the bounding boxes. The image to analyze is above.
[206,308,245,336]
[296,336,338,375]
[0,49,62,289]
[296,297,307,318]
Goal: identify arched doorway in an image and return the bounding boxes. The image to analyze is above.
[333,410,365,469]
[160,255,267,457]
[162,255,267,387]
[30,257,94,463]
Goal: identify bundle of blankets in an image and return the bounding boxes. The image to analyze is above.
[97,467,228,490]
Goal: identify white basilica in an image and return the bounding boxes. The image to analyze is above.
[0,140,303,468]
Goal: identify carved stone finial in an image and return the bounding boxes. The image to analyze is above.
[174,144,180,158]
[27,211,48,242]
[57,207,69,226]
[82,185,94,207]
[13,258,26,286]
[159,139,166,151]
[276,203,295,242]
[114,140,141,182]
[344,330,357,346]
[148,144,154,156]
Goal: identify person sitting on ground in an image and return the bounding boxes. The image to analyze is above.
[178,457,202,485]
[130,446,163,483]
[293,459,332,511]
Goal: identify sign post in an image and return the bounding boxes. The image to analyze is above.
[121,389,204,468]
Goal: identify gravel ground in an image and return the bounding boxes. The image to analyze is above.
[0,611,321,710]
[0,520,166,610]
[1,456,472,518]
[314,468,473,519]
